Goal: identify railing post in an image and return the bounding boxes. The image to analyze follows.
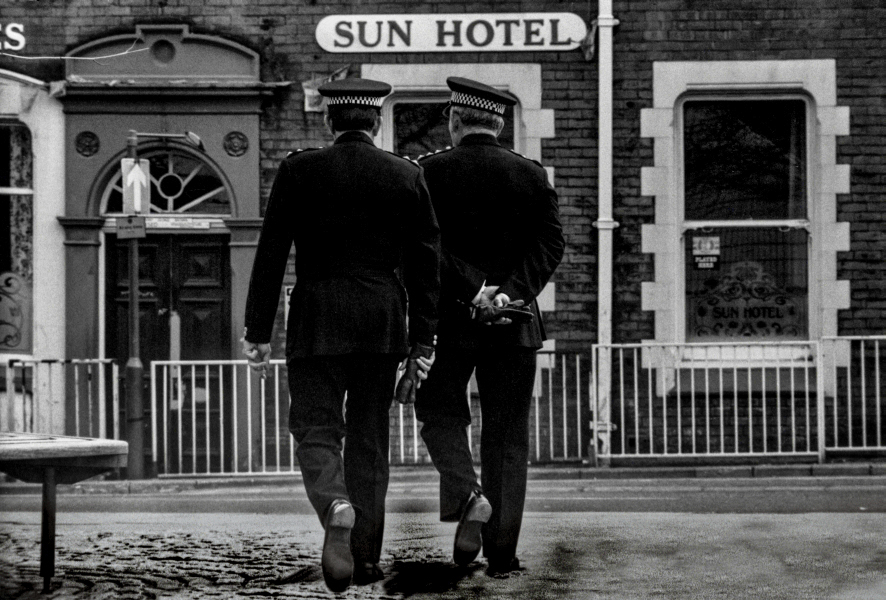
[97,361,107,439]
[149,361,158,478]
[112,362,121,440]
[6,360,17,432]
[816,340,826,464]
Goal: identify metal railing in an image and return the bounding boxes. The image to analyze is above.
[150,360,297,477]
[591,342,822,462]
[389,352,590,465]
[148,338,886,476]
[1,359,120,438]
[150,353,589,477]
[821,336,886,453]
[591,337,886,463]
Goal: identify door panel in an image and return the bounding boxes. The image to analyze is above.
[107,236,168,366]
[176,241,229,361]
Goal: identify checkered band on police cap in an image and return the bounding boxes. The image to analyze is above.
[325,95,385,108]
[318,78,391,109]
[450,91,506,115]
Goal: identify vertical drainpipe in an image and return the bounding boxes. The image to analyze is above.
[594,0,619,465]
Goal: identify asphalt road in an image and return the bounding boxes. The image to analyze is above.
[3,477,886,514]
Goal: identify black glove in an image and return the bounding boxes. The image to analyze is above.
[472,301,534,325]
[395,343,435,405]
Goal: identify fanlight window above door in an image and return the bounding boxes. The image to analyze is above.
[101,147,230,215]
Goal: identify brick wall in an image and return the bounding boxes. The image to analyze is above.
[610,0,886,340]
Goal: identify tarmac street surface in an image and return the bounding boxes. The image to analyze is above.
[2,472,886,599]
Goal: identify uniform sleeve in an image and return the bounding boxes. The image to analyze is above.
[403,168,441,346]
[244,159,295,344]
[497,170,565,302]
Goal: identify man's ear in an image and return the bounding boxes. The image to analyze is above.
[323,113,336,136]
[371,114,382,137]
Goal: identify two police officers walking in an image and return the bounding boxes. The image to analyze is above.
[243,75,563,592]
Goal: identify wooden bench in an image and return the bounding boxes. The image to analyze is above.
[0,432,128,592]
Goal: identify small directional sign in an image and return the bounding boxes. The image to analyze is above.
[121,158,150,214]
[116,216,146,239]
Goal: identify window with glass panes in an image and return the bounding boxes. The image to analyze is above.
[391,98,514,158]
[0,121,33,352]
[682,99,808,341]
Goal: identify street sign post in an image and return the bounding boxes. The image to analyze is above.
[120,130,203,480]
[121,158,150,214]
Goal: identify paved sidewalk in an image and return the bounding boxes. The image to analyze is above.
[3,462,886,496]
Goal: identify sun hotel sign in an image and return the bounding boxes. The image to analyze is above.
[316,13,588,53]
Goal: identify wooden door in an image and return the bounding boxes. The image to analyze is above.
[106,233,231,473]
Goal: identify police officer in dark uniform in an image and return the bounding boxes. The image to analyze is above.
[242,77,440,592]
[415,76,564,577]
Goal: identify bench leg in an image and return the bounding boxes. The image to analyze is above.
[40,466,56,593]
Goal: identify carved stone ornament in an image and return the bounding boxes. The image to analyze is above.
[223,131,249,157]
[75,131,100,157]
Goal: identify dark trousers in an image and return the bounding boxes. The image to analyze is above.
[414,340,537,566]
[287,353,400,564]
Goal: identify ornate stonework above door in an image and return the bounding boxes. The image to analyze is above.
[65,23,261,87]
[60,23,282,223]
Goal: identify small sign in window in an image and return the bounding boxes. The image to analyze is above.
[692,236,720,270]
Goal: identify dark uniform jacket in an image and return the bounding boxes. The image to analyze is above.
[418,133,564,349]
[244,131,441,358]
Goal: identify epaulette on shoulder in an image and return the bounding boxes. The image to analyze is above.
[286,147,322,158]
[417,146,454,161]
[385,149,421,166]
[506,147,544,168]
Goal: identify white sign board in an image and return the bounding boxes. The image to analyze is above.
[121,158,151,214]
[146,217,212,230]
[316,13,587,53]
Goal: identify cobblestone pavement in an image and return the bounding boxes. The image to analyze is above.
[3,511,886,599]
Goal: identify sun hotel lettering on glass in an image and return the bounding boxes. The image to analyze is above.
[315,13,587,53]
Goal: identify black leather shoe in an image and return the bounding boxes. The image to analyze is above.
[486,556,522,578]
[321,499,355,592]
[453,491,492,566]
[353,562,384,585]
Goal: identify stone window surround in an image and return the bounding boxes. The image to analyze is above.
[640,60,851,352]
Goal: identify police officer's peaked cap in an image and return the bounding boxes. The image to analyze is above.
[445,76,516,116]
[318,77,392,108]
